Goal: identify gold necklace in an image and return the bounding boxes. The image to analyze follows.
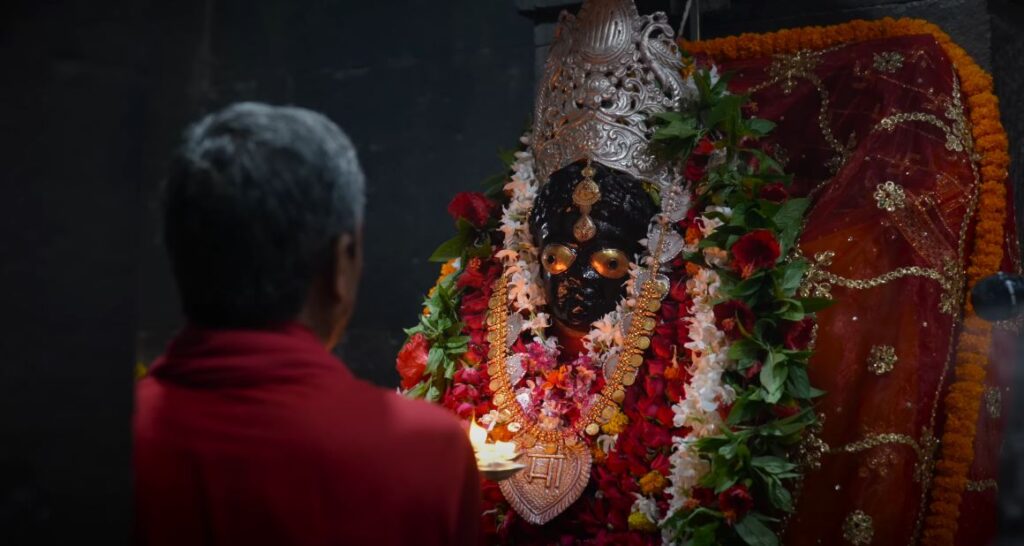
[486,224,669,524]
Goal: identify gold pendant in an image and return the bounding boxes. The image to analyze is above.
[499,438,592,525]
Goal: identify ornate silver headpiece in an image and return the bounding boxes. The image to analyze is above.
[531,0,688,190]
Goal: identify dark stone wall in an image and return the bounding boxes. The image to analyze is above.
[135,0,536,387]
[2,1,535,544]
[989,2,1024,541]
[0,1,145,544]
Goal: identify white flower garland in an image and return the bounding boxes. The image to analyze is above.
[665,211,737,518]
[491,128,736,540]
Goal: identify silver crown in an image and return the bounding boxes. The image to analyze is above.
[531,0,688,190]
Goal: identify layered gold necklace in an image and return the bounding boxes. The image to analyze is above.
[485,224,670,524]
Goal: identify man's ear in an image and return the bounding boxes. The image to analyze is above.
[332,228,363,303]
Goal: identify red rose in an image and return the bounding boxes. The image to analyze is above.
[783,317,815,350]
[447,192,496,229]
[669,278,689,303]
[744,360,763,381]
[694,486,716,505]
[655,404,675,427]
[759,182,789,202]
[674,322,690,347]
[454,366,484,387]
[719,484,754,523]
[652,336,675,360]
[660,301,679,321]
[684,161,705,182]
[644,374,665,398]
[455,402,475,418]
[693,137,715,156]
[396,333,430,390]
[731,229,781,278]
[463,312,485,331]
[771,402,801,419]
[460,290,488,314]
[713,299,756,339]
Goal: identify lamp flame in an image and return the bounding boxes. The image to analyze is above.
[468,419,520,471]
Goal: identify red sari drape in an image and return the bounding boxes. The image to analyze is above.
[705,30,1018,545]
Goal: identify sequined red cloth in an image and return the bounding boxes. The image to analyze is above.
[715,33,1018,545]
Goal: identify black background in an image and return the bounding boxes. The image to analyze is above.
[1,1,1022,544]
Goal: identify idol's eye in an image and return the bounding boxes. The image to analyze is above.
[541,244,576,275]
[590,249,630,279]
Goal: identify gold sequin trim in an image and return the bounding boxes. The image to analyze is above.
[984,387,1002,419]
[994,314,1024,334]
[867,345,897,375]
[798,251,962,315]
[831,429,939,484]
[873,180,906,211]
[965,479,998,493]
[843,510,874,545]
[873,51,904,73]
[754,49,853,172]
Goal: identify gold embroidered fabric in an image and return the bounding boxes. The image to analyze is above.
[964,479,998,493]
[873,181,906,212]
[873,51,904,73]
[867,345,897,375]
[843,510,875,545]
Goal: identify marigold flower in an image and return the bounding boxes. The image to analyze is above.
[638,470,668,495]
[627,511,658,533]
[601,409,630,435]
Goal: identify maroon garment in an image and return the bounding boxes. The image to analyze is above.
[133,323,480,546]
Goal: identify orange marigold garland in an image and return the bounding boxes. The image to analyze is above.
[686,17,1010,545]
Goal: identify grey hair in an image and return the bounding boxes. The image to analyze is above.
[163,102,366,327]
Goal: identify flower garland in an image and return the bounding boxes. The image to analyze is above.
[653,69,825,546]
[397,62,826,544]
[685,17,1011,545]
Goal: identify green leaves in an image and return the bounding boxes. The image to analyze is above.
[646,65,834,546]
[401,264,470,400]
[759,350,788,404]
[772,198,810,255]
[429,218,492,263]
[429,226,472,262]
[775,260,808,298]
[652,112,702,160]
[735,515,780,546]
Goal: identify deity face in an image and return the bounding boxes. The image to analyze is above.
[529,160,657,332]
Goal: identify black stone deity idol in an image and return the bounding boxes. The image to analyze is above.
[529,159,657,336]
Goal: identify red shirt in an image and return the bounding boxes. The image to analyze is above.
[133,323,480,546]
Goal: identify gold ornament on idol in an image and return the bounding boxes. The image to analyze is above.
[572,160,601,242]
[485,223,670,524]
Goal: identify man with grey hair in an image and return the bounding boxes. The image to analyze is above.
[133,103,480,546]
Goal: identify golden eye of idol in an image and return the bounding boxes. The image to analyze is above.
[541,244,576,275]
[590,248,630,279]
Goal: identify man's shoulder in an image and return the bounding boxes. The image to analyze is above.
[343,380,474,480]
[354,380,467,442]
